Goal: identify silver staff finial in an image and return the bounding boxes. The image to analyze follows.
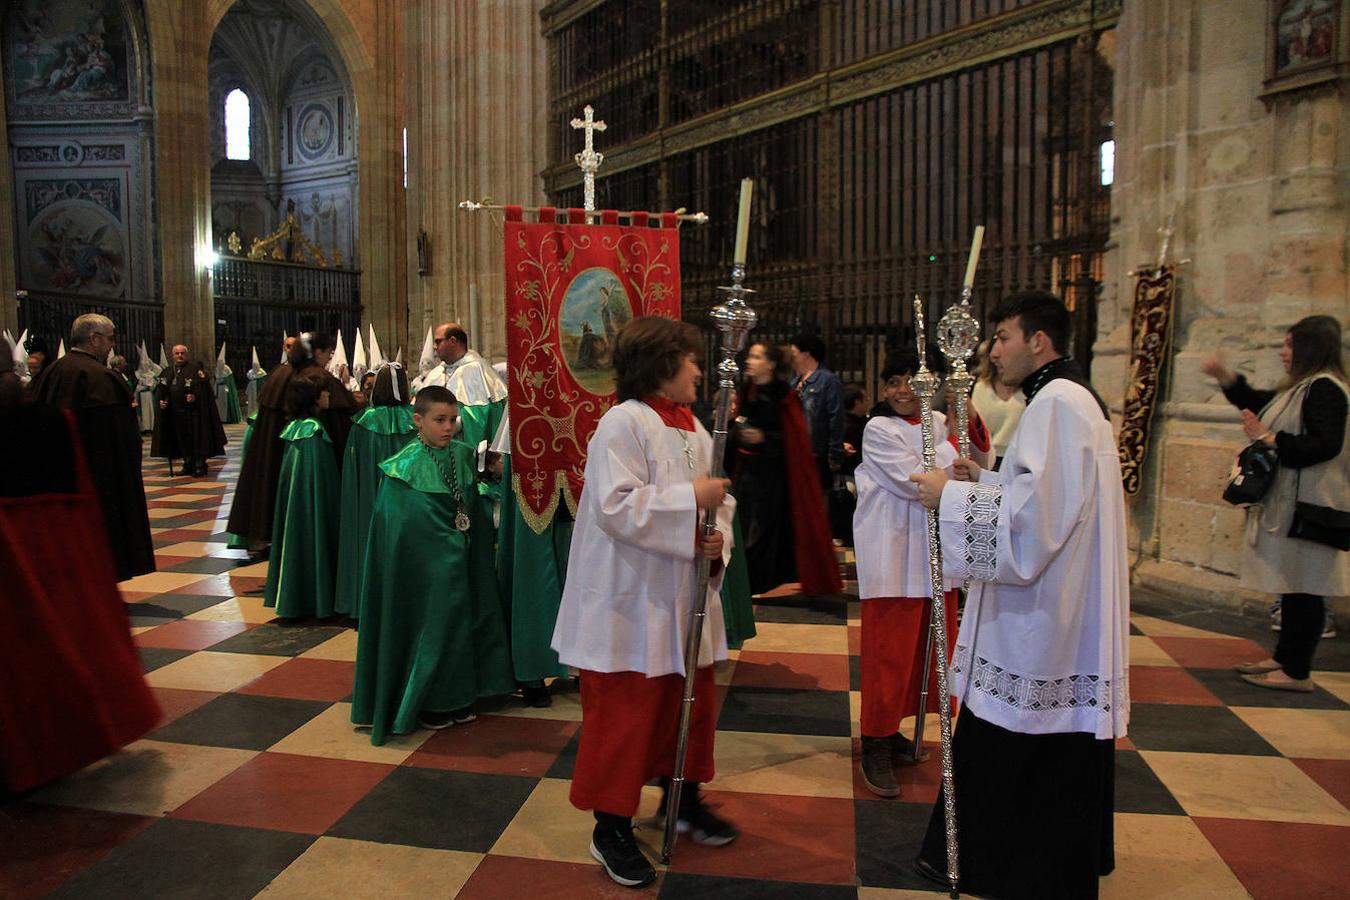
[569,105,607,213]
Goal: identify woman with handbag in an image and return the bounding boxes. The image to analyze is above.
[1202,315,1348,692]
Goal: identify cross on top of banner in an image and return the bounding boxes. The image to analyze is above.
[569,105,607,212]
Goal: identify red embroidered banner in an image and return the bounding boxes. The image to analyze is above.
[504,209,681,532]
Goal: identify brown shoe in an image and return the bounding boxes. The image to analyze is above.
[861,736,901,797]
[1233,659,1280,675]
[1240,672,1315,693]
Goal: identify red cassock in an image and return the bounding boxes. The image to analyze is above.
[569,667,717,817]
[0,405,161,792]
[779,396,843,596]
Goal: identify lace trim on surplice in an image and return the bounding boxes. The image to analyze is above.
[951,644,1125,714]
[954,481,1000,581]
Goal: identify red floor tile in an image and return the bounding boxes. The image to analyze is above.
[177,575,239,596]
[1193,817,1350,900]
[169,751,393,835]
[850,736,942,803]
[152,687,222,725]
[666,790,855,884]
[229,575,267,595]
[757,582,804,599]
[234,658,356,702]
[1127,665,1224,706]
[151,555,195,569]
[459,855,665,899]
[1291,758,1350,810]
[1115,735,1137,751]
[0,802,155,900]
[1149,636,1270,669]
[406,715,579,777]
[732,651,852,692]
[848,625,861,656]
[134,619,251,651]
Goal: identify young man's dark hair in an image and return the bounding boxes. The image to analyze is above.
[285,370,329,419]
[880,350,922,382]
[988,290,1071,356]
[790,333,827,366]
[369,365,411,406]
[612,316,702,403]
[414,384,458,416]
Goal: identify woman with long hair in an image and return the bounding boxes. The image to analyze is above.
[1203,315,1348,692]
[729,341,842,597]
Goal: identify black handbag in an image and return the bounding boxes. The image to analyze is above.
[1222,440,1279,506]
[1287,465,1350,551]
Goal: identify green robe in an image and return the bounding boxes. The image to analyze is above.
[334,405,417,618]
[458,398,505,458]
[351,439,515,745]
[226,413,257,550]
[720,510,757,648]
[496,456,571,683]
[219,375,243,424]
[263,419,340,618]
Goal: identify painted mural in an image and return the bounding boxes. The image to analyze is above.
[21,176,127,299]
[6,1,130,104]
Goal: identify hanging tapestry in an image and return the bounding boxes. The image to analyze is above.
[503,207,682,532]
[1118,265,1177,496]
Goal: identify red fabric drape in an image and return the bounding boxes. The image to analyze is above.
[778,394,843,596]
[0,412,161,792]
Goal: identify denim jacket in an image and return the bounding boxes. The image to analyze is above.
[790,366,845,467]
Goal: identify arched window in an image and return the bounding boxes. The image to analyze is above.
[225,89,251,160]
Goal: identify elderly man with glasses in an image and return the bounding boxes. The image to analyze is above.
[29,313,155,580]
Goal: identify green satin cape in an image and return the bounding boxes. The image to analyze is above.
[496,455,570,682]
[334,406,417,617]
[720,510,757,648]
[350,439,515,745]
[262,420,340,618]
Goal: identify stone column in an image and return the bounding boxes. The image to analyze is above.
[0,56,19,334]
[1098,0,1349,611]
[405,0,549,362]
[146,0,215,358]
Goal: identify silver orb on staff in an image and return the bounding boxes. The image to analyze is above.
[662,179,757,866]
[911,295,961,898]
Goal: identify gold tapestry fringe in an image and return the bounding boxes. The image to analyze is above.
[512,469,576,535]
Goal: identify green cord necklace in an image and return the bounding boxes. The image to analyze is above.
[421,438,471,532]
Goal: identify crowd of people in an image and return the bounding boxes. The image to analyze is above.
[2,300,1344,900]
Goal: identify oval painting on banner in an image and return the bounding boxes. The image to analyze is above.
[560,267,631,397]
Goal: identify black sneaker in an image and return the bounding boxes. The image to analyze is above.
[890,731,928,765]
[657,780,739,846]
[678,802,738,846]
[590,822,656,887]
[449,705,477,724]
[418,711,455,730]
[520,680,552,708]
[860,736,900,797]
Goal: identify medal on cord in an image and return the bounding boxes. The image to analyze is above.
[422,438,471,532]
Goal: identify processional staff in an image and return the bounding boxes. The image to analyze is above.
[912,226,984,760]
[910,295,961,898]
[661,179,757,866]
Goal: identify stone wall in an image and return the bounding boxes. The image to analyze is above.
[1097,0,1349,612]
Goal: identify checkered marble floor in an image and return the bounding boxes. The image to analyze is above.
[3,424,1348,899]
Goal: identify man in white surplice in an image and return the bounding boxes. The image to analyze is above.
[910,290,1128,900]
[411,321,508,451]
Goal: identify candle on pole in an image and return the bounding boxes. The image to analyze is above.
[962,225,986,289]
[733,178,754,266]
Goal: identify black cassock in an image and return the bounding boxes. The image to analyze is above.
[151,361,226,474]
[30,348,155,581]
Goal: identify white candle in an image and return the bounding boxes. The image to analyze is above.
[962,225,985,289]
[733,178,754,266]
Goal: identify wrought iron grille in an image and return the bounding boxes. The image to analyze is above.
[544,0,1114,400]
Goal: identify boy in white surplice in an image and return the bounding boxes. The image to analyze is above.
[911,291,1129,900]
[551,316,738,889]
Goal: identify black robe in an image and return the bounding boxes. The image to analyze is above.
[730,379,797,594]
[150,361,227,463]
[29,348,155,581]
[224,361,357,544]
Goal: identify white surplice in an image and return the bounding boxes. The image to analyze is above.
[411,349,508,405]
[938,378,1130,739]
[551,400,735,677]
[855,413,960,599]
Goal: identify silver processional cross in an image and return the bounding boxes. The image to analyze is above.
[569,105,607,213]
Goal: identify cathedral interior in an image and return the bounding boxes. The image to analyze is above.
[1,1,1347,897]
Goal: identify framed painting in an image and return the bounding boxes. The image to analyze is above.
[1264,0,1350,95]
